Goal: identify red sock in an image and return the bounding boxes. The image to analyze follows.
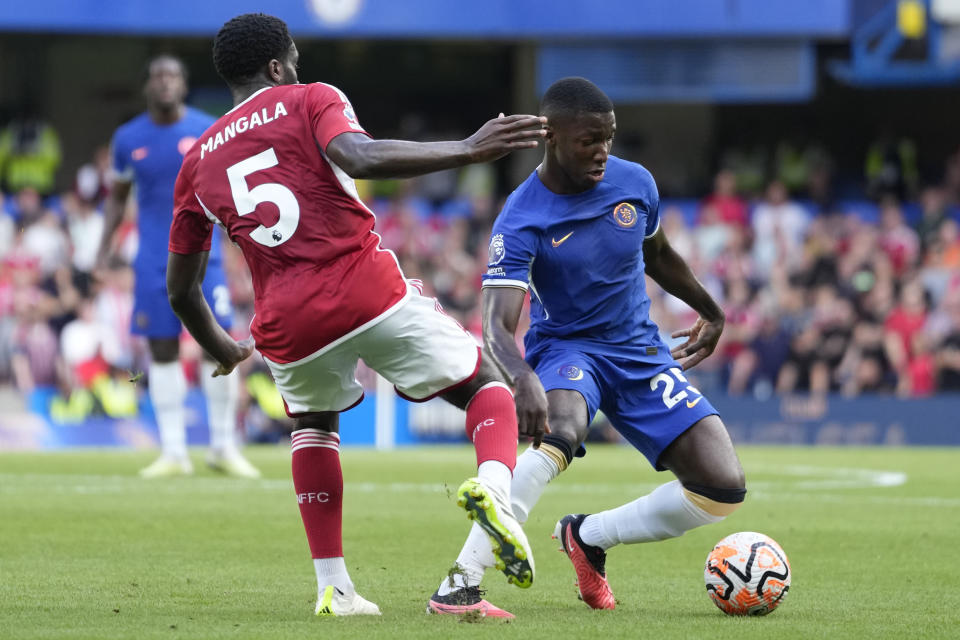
[465,382,518,471]
[291,429,343,558]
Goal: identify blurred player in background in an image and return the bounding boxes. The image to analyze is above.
[430,77,745,617]
[166,13,548,618]
[96,55,260,479]
[98,55,260,478]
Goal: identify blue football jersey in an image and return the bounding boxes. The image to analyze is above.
[111,107,221,275]
[482,155,667,360]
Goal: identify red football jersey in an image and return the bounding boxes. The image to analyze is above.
[169,83,407,364]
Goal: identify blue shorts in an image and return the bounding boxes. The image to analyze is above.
[131,262,233,338]
[529,346,718,470]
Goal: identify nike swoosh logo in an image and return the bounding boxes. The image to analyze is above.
[686,396,703,409]
[551,231,574,247]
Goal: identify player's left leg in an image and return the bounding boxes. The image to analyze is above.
[423,357,531,617]
[556,362,745,609]
[199,353,260,478]
[198,277,260,478]
[290,411,380,617]
[140,337,192,478]
[566,415,745,609]
[576,414,745,551]
[357,286,533,607]
[430,388,591,617]
[439,357,536,592]
[265,336,381,617]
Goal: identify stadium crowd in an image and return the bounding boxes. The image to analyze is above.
[2,119,960,427]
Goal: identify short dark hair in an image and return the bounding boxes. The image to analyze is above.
[540,77,613,122]
[143,54,187,84]
[213,13,293,86]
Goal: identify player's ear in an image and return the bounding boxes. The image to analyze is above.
[267,59,283,83]
[543,124,555,144]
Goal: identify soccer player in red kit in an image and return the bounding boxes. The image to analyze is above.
[165,13,548,617]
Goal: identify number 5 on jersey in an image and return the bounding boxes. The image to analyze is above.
[226,147,300,247]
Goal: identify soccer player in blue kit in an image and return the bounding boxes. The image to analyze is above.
[429,77,746,617]
[96,55,259,478]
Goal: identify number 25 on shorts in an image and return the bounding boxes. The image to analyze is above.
[650,367,702,410]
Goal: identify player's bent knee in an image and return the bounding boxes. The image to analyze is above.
[682,483,747,518]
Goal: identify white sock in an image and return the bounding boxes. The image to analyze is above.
[477,460,512,499]
[511,446,562,523]
[148,361,187,460]
[579,480,724,550]
[314,557,353,597]
[437,447,563,596]
[200,361,240,453]
[437,524,490,596]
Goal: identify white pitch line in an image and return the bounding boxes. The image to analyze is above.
[0,466,922,504]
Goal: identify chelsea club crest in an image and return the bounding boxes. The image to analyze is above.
[488,233,506,265]
[613,202,638,228]
[559,365,584,381]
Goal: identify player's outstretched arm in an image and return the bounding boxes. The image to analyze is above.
[643,227,725,370]
[94,179,132,272]
[482,286,549,447]
[167,250,253,376]
[325,114,547,180]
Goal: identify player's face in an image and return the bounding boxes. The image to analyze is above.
[549,111,616,191]
[144,58,187,111]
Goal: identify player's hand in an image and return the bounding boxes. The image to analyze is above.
[514,370,550,448]
[212,337,255,377]
[670,316,724,370]
[464,113,547,163]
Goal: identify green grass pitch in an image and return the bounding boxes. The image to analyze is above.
[1,444,958,639]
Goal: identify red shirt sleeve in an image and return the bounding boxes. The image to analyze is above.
[305,82,370,151]
[168,156,213,254]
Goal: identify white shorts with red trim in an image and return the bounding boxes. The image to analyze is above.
[263,283,480,415]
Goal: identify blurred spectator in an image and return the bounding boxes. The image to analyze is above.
[920,218,960,306]
[836,318,893,395]
[914,186,949,251]
[62,190,104,275]
[720,145,767,196]
[865,131,919,201]
[701,169,748,228]
[74,145,112,207]
[936,295,960,391]
[93,258,136,372]
[751,180,811,274]
[727,300,792,397]
[774,139,831,198]
[0,194,14,257]
[877,199,920,277]
[0,108,62,196]
[8,186,45,227]
[883,279,929,395]
[776,324,830,394]
[38,265,84,336]
[9,285,60,394]
[693,203,732,265]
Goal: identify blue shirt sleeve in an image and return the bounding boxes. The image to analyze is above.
[481,208,538,290]
[644,170,661,238]
[109,129,133,183]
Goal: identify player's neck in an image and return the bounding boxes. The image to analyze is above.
[148,103,185,126]
[231,81,277,107]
